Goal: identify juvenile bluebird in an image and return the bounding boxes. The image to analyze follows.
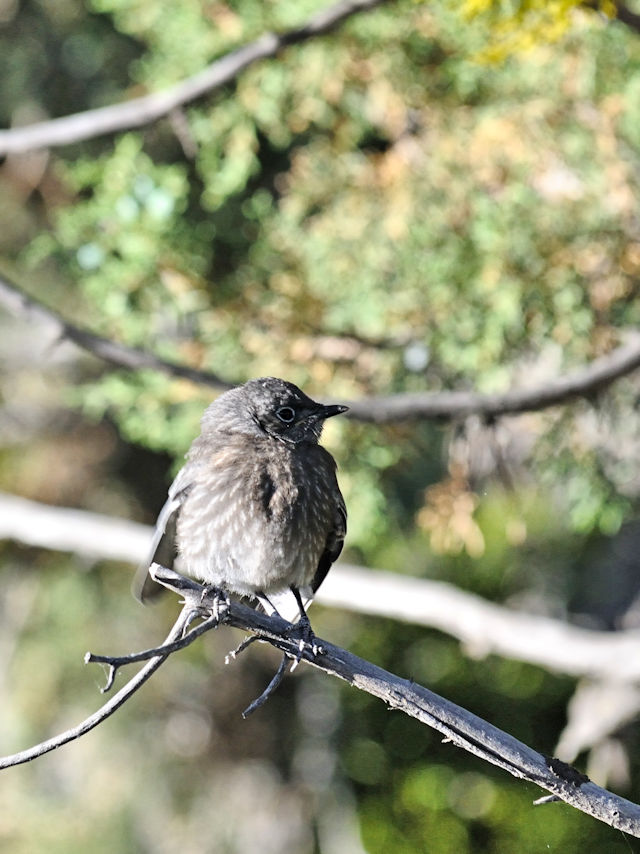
[134,377,347,643]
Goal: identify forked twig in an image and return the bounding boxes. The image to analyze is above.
[0,602,194,770]
[85,610,221,692]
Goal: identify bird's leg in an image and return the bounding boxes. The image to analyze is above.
[287,586,323,665]
[255,592,278,616]
[258,588,323,667]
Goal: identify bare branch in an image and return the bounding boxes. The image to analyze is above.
[0,0,387,155]
[314,645,640,834]
[5,564,636,835]
[3,272,640,423]
[138,568,640,835]
[343,339,640,422]
[0,491,152,562]
[0,603,193,770]
[2,491,640,684]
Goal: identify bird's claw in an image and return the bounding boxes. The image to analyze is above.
[200,585,230,622]
[286,616,324,671]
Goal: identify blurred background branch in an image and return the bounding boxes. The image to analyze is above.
[0,271,232,390]
[0,0,387,156]
[2,491,640,684]
[3,271,640,421]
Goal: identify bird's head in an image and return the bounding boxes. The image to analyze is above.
[202,377,348,445]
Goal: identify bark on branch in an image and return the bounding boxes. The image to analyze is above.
[343,337,640,420]
[0,0,387,156]
[1,564,639,837]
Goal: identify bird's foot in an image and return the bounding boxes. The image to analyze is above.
[180,586,228,637]
[286,613,324,671]
[200,585,230,623]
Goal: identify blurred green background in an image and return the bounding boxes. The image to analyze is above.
[2,0,640,851]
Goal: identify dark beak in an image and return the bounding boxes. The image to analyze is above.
[319,404,349,419]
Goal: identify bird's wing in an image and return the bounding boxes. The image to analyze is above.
[131,465,193,603]
[311,490,347,594]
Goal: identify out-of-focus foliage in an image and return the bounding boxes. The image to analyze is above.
[2,0,640,852]
[460,0,618,61]
[14,0,640,551]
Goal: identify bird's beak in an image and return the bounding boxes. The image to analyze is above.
[319,404,349,419]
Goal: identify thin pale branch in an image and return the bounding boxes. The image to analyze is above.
[4,564,638,836]
[0,0,387,155]
[2,272,640,423]
[0,603,193,770]
[0,491,152,562]
[2,491,640,683]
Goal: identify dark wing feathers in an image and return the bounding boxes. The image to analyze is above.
[311,492,347,594]
[131,466,192,603]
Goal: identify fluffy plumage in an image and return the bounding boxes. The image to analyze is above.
[133,377,347,615]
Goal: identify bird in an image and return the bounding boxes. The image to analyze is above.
[133,377,348,645]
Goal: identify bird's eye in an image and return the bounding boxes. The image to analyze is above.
[276,406,296,424]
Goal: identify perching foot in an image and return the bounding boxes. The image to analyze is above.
[285,612,324,671]
[200,585,230,622]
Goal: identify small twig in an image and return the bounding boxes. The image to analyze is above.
[85,611,221,692]
[168,108,198,159]
[242,653,289,719]
[534,794,562,806]
[225,634,261,663]
[0,603,194,770]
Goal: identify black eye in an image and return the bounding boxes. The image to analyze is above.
[276,406,296,424]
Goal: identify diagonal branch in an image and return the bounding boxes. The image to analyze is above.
[0,270,232,390]
[2,564,640,836]
[2,271,640,422]
[0,0,387,155]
